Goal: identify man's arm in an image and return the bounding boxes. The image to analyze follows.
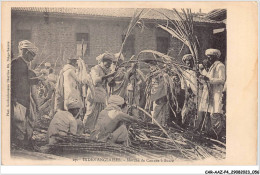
[69,119,78,135]
[28,69,41,85]
[69,69,81,83]
[116,111,138,122]
[209,64,226,85]
[101,71,117,81]
[90,67,103,85]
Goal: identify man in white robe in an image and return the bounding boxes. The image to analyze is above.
[55,57,94,112]
[196,49,226,138]
[83,52,116,132]
[181,54,197,128]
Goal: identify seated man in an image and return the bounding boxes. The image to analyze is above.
[91,95,137,146]
[47,101,83,145]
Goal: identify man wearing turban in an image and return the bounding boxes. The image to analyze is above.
[181,54,197,95]
[126,62,145,116]
[146,61,169,127]
[90,95,137,146]
[48,99,84,145]
[55,57,94,112]
[180,54,198,128]
[196,49,226,138]
[83,52,117,132]
[11,40,40,149]
[108,53,128,96]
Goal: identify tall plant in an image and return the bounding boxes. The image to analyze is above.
[118,9,145,61]
[156,8,200,113]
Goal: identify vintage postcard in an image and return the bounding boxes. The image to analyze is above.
[1,1,258,166]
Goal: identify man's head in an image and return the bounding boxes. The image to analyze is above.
[102,58,113,69]
[67,58,78,68]
[96,52,116,70]
[182,54,194,68]
[202,59,210,71]
[45,62,51,69]
[18,40,38,62]
[67,99,84,118]
[114,53,125,65]
[49,68,54,74]
[68,108,81,118]
[205,49,221,65]
[108,95,126,108]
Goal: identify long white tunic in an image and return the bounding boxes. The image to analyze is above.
[84,64,108,131]
[63,64,83,110]
[182,69,197,95]
[199,61,226,114]
[86,64,108,104]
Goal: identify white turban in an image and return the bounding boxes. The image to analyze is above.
[66,98,83,110]
[18,40,38,54]
[205,49,221,58]
[114,53,125,62]
[45,62,51,67]
[108,95,125,106]
[96,52,115,62]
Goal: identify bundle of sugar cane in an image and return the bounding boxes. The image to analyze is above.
[47,115,225,161]
[51,135,160,159]
[32,111,225,160]
[128,122,225,160]
[155,9,201,118]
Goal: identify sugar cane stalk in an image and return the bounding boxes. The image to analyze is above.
[157,8,200,118]
[133,105,191,159]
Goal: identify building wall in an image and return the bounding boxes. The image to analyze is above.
[11,14,157,71]
[11,13,214,72]
[195,26,215,61]
[167,25,214,64]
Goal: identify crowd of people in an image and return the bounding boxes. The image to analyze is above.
[11,40,226,151]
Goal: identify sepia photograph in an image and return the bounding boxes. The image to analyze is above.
[1,1,258,168]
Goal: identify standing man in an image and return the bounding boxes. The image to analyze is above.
[11,40,39,149]
[55,57,93,112]
[145,61,169,127]
[181,54,197,128]
[83,52,116,133]
[181,54,197,96]
[55,57,82,112]
[46,68,57,117]
[109,53,128,97]
[197,49,226,138]
[126,63,145,116]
